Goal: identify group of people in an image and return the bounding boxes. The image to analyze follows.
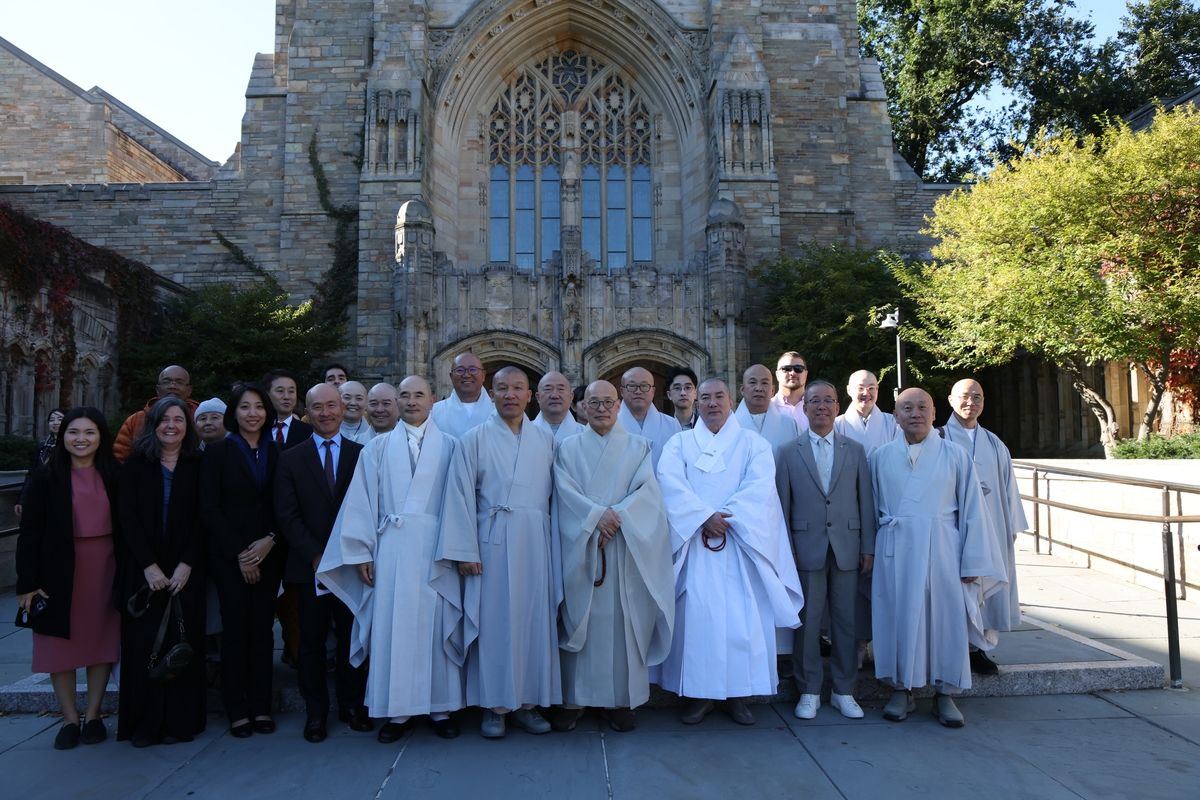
[14,350,1026,752]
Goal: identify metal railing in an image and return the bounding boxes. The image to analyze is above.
[0,475,24,538]
[1013,460,1199,689]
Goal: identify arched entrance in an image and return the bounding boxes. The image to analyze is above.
[481,360,545,420]
[600,360,671,415]
[583,328,711,415]
[432,331,560,420]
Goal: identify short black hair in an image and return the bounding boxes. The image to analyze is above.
[260,368,298,392]
[225,383,278,433]
[321,363,349,382]
[665,366,698,389]
[573,384,587,406]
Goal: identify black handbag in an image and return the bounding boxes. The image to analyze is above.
[14,595,48,628]
[128,585,194,683]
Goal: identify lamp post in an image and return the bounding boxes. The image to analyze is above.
[879,307,905,401]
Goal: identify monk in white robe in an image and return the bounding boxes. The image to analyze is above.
[430,352,495,438]
[946,379,1027,674]
[532,371,585,445]
[870,388,1002,728]
[657,379,804,727]
[832,369,901,663]
[552,381,674,733]
[616,366,681,467]
[771,351,810,432]
[735,364,800,452]
[436,366,559,738]
[317,376,463,742]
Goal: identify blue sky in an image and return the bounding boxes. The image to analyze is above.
[1,0,1129,163]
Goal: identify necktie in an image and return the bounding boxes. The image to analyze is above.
[322,440,335,492]
[817,437,831,494]
[274,422,285,444]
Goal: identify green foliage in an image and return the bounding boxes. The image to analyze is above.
[1113,432,1200,458]
[123,281,347,403]
[0,434,37,471]
[753,243,949,399]
[1120,0,1200,103]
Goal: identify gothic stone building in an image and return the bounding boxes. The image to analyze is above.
[1,0,944,407]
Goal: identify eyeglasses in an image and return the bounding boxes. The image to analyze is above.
[157,378,190,387]
[953,393,984,403]
[778,365,807,374]
[586,399,617,410]
[452,366,482,377]
[807,398,838,407]
[623,382,652,393]
[669,384,695,394]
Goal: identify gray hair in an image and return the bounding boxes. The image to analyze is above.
[804,379,838,398]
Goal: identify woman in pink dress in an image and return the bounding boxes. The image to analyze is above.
[16,407,122,751]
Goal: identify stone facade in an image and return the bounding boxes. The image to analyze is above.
[0,1,947,401]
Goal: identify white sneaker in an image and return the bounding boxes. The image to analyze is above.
[793,694,820,720]
[831,693,864,719]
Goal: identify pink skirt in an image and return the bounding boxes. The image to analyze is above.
[32,534,120,673]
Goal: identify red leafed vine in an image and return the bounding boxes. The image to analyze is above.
[0,202,158,408]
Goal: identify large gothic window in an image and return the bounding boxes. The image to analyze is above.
[488,50,653,272]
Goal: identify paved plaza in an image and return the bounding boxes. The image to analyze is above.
[3,548,1199,799]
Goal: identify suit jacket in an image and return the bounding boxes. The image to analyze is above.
[274,435,363,583]
[281,418,314,451]
[199,437,281,562]
[15,468,121,639]
[775,430,876,572]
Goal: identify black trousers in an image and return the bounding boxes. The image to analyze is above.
[295,577,366,718]
[211,554,284,722]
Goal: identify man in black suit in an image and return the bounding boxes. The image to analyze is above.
[263,369,314,449]
[275,383,371,742]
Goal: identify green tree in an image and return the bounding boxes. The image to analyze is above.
[895,108,1200,455]
[1120,0,1200,103]
[123,281,348,404]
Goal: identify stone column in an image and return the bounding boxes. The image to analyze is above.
[394,199,435,380]
[705,198,748,389]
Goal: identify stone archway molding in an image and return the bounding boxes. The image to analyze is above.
[431,329,563,398]
[582,327,711,384]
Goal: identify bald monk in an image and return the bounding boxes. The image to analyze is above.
[616,366,681,468]
[735,364,800,452]
[945,379,1027,675]
[532,372,584,445]
[437,366,559,738]
[552,381,674,733]
[834,370,900,455]
[366,382,401,436]
[431,353,495,438]
[339,381,372,443]
[870,388,1001,728]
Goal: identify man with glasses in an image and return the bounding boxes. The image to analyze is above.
[735,364,799,452]
[532,371,584,445]
[113,365,199,462]
[944,379,1026,675]
[616,366,681,468]
[665,366,699,430]
[656,379,804,727]
[431,353,495,438]
[772,352,811,433]
[551,380,674,734]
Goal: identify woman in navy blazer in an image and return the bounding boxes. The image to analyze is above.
[200,383,284,738]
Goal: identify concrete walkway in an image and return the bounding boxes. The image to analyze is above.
[2,547,1199,799]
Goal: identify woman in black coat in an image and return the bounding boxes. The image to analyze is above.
[117,397,207,746]
[200,383,284,738]
[16,407,121,751]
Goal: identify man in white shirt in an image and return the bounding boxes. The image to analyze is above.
[665,366,699,431]
[430,352,495,438]
[263,368,314,450]
[532,371,584,445]
[616,366,681,468]
[771,352,810,433]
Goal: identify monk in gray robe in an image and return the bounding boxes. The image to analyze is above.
[552,381,674,733]
[532,371,584,445]
[437,366,559,738]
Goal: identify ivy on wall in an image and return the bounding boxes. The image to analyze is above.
[307,132,359,329]
[0,202,157,408]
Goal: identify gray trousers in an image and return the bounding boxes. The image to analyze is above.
[794,547,859,696]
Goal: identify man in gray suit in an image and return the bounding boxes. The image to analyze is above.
[775,380,876,721]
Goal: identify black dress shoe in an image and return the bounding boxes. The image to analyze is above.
[229,721,253,739]
[304,715,328,743]
[339,706,375,732]
[252,716,276,734]
[377,719,415,744]
[431,717,460,739]
[81,718,107,744]
[54,722,81,750]
[281,649,298,669]
[970,649,1000,675]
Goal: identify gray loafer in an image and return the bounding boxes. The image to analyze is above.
[882,690,915,722]
[723,698,755,725]
[510,707,551,734]
[934,694,965,728]
[481,709,507,738]
[680,699,715,724]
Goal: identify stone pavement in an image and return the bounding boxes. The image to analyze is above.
[2,547,1199,799]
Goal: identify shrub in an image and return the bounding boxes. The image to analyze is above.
[1112,433,1200,459]
[0,434,38,471]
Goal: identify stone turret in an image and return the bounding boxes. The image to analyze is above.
[394,198,435,379]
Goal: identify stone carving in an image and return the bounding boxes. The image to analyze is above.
[366,89,421,177]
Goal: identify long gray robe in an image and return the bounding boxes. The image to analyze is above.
[430,391,495,439]
[316,423,463,717]
[617,403,681,468]
[869,433,1002,693]
[436,412,561,711]
[656,420,805,700]
[532,412,585,446]
[944,416,1027,631]
[554,421,674,709]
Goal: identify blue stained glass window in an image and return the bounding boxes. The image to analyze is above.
[515,165,535,268]
[582,165,601,259]
[632,164,652,262]
[541,165,560,263]
[489,164,509,262]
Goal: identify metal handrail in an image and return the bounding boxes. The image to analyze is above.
[1012,460,1196,689]
[0,476,24,538]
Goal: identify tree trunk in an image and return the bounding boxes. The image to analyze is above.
[1136,354,1171,441]
[1062,359,1120,457]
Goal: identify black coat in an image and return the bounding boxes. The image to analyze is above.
[15,468,121,639]
[281,419,314,450]
[17,437,54,506]
[199,437,281,563]
[274,436,362,583]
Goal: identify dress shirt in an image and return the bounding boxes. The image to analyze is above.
[312,431,343,482]
[808,429,834,492]
[273,415,294,443]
